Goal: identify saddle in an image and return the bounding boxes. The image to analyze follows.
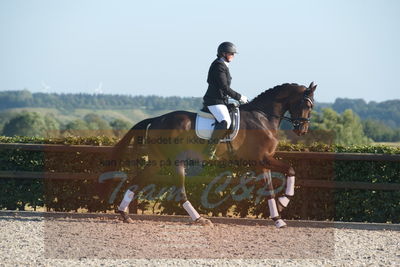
[195,103,240,141]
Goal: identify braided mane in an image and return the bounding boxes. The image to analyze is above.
[241,83,303,111]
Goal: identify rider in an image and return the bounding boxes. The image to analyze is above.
[203,41,249,157]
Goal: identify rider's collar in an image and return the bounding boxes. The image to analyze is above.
[218,57,229,67]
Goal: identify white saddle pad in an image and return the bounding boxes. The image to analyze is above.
[195,110,240,141]
[195,112,216,140]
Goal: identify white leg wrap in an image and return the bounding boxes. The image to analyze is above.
[182,201,201,221]
[118,190,134,212]
[278,196,290,208]
[286,176,295,196]
[268,199,279,218]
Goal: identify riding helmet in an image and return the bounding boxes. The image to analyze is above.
[217,42,238,57]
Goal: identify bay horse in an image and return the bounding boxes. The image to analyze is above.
[106,82,317,228]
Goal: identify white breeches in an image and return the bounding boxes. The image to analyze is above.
[207,104,231,129]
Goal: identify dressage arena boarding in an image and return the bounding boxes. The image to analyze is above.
[1,210,399,266]
[1,143,399,266]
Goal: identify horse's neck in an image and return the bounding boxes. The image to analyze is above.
[267,101,287,128]
[252,92,288,119]
[256,100,287,130]
[270,101,286,117]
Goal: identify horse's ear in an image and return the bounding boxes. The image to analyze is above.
[308,82,317,92]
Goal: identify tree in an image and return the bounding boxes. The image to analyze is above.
[2,112,59,137]
[83,113,111,131]
[63,119,91,136]
[110,119,131,137]
[311,108,371,145]
[363,119,400,142]
[64,119,89,131]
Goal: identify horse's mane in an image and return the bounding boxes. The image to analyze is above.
[241,83,303,111]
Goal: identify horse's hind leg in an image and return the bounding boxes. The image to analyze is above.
[175,161,213,227]
[118,187,135,223]
[117,165,158,223]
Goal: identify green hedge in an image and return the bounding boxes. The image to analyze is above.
[0,136,399,223]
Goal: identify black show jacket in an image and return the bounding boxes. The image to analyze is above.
[203,58,242,106]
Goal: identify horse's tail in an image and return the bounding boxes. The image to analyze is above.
[115,118,153,149]
[109,118,154,170]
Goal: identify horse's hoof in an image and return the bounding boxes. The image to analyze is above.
[118,211,134,223]
[123,217,134,223]
[193,217,214,227]
[274,219,287,228]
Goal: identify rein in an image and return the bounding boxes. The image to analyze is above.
[249,96,313,127]
[253,109,309,124]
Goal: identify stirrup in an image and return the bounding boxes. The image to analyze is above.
[203,143,218,159]
[205,150,216,159]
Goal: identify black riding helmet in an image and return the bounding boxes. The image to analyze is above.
[217,42,238,57]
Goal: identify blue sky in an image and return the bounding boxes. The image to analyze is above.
[0,0,399,103]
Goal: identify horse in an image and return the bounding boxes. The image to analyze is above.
[105,82,317,228]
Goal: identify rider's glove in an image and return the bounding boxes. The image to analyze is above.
[239,95,249,104]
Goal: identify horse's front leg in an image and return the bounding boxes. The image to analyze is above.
[264,156,295,211]
[175,161,213,227]
[260,155,297,226]
[260,169,287,228]
[262,155,296,211]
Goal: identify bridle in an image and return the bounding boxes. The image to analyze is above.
[251,93,314,128]
[284,95,314,127]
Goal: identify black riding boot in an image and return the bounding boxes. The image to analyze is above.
[204,120,228,159]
